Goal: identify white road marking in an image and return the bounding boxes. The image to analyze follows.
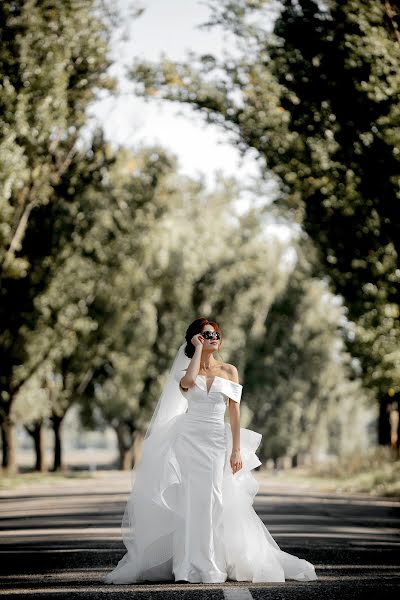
[223,588,254,600]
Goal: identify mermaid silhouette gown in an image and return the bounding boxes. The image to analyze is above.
[103,373,317,584]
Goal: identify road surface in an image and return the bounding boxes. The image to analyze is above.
[0,471,399,599]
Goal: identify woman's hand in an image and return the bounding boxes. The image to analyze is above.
[191,333,204,348]
[230,450,243,474]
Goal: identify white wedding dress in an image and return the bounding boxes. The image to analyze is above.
[103,373,317,584]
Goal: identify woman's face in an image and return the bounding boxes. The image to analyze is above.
[201,324,220,351]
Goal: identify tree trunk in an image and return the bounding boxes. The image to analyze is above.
[133,430,145,466]
[25,419,47,472]
[378,395,392,446]
[115,422,135,470]
[389,398,399,458]
[1,413,17,474]
[51,414,65,472]
[308,428,319,466]
[34,421,46,472]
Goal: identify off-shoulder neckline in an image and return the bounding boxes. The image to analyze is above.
[196,374,243,395]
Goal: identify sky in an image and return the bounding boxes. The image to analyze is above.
[89,0,264,194]
[88,0,297,247]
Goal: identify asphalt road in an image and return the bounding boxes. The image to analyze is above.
[0,471,399,599]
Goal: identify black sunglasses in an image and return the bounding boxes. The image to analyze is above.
[201,330,221,340]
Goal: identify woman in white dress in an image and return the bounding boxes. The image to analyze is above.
[103,317,318,584]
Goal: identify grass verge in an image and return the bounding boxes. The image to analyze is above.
[272,447,400,499]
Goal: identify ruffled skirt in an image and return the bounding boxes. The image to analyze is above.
[103,412,317,584]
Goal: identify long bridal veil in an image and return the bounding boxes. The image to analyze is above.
[104,342,191,583]
[144,342,189,440]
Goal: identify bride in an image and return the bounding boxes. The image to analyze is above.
[103,317,318,584]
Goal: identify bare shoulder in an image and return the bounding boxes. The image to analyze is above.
[220,362,239,383]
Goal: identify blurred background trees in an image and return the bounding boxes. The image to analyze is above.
[1,0,398,477]
[129,0,400,453]
[0,0,113,473]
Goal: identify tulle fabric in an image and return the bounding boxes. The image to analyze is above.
[103,409,317,583]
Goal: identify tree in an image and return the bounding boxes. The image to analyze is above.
[244,237,369,465]
[128,0,400,446]
[0,0,113,473]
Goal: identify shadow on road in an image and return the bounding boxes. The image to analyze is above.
[0,473,399,598]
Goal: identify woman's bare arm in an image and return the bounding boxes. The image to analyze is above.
[179,335,203,390]
[228,365,242,473]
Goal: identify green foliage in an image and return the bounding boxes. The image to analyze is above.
[245,238,371,461]
[0,0,115,471]
[0,0,113,278]
[0,1,114,420]
[128,0,400,404]
[2,0,383,472]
